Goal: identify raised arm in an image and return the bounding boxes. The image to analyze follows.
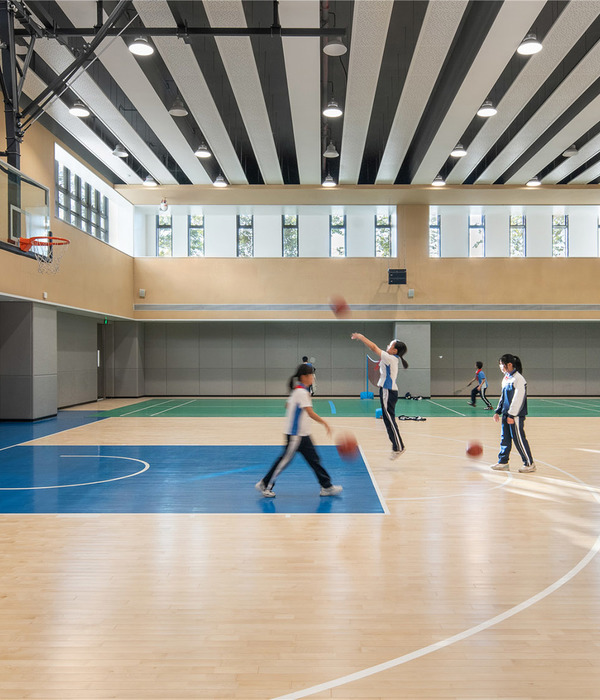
[351,332,382,357]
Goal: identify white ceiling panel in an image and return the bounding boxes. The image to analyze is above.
[375,0,468,185]
[279,0,320,185]
[22,67,143,184]
[133,0,248,185]
[338,0,393,185]
[202,0,284,185]
[446,0,600,185]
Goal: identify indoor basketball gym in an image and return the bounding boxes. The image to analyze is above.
[1,1,600,699]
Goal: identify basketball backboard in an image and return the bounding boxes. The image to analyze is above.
[0,159,50,252]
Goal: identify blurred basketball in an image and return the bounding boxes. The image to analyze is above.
[329,295,351,318]
[466,441,483,458]
[336,432,359,460]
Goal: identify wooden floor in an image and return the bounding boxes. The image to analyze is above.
[1,401,600,699]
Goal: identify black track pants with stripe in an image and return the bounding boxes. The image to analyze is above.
[498,415,534,466]
[471,385,493,408]
[379,387,405,453]
[262,434,333,490]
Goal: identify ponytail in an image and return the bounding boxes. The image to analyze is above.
[394,340,409,369]
[499,353,522,373]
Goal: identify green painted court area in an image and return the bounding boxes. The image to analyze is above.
[102,397,600,419]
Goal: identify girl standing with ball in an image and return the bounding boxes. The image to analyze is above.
[491,354,536,473]
[351,333,408,459]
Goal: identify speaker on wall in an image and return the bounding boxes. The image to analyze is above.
[388,268,407,285]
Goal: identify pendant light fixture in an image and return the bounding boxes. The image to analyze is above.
[168,96,188,117]
[526,176,541,187]
[432,174,446,187]
[322,99,343,118]
[112,144,128,158]
[450,143,467,158]
[323,142,339,158]
[213,174,228,188]
[517,33,543,55]
[143,175,158,187]
[128,37,154,56]
[69,101,90,117]
[194,143,212,159]
[477,100,497,117]
[562,144,578,158]
[323,37,347,56]
[322,173,336,187]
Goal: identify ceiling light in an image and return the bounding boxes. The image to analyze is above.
[322,174,336,187]
[323,37,347,56]
[69,101,90,118]
[322,99,343,118]
[477,100,497,117]
[194,143,212,159]
[168,96,188,117]
[128,36,154,56]
[450,143,467,158]
[562,144,578,158]
[143,175,157,187]
[159,198,169,213]
[432,174,445,187]
[517,33,542,56]
[323,141,339,158]
[213,174,228,188]
[112,144,128,158]
[526,176,541,187]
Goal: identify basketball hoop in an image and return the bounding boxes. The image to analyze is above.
[19,236,70,274]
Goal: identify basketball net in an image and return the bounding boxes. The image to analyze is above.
[19,236,70,275]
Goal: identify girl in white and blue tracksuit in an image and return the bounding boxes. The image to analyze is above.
[351,332,408,459]
[492,354,536,473]
[255,363,342,498]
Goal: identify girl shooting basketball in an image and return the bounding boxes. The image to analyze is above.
[255,363,343,498]
[351,333,408,459]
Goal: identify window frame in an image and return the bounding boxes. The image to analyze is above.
[468,213,485,257]
[282,214,299,257]
[236,214,254,257]
[509,214,526,257]
[429,213,441,257]
[329,214,347,257]
[188,214,205,257]
[54,160,109,242]
[156,213,173,257]
[552,214,569,257]
[375,214,392,258]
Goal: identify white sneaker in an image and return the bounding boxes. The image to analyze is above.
[491,463,509,471]
[518,464,536,473]
[390,448,406,460]
[255,480,276,498]
[320,485,343,496]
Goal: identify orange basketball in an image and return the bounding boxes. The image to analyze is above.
[336,432,359,460]
[466,441,483,458]
[329,295,351,318]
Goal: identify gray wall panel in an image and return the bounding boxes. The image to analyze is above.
[33,374,58,418]
[199,323,232,368]
[0,375,32,419]
[166,367,200,395]
[200,367,232,395]
[232,368,266,395]
[57,313,97,407]
[232,325,265,368]
[144,323,166,369]
[265,323,300,369]
[167,324,200,369]
[144,368,167,395]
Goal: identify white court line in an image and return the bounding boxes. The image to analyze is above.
[537,398,600,414]
[425,399,466,417]
[150,399,197,416]
[119,399,176,417]
[358,445,389,515]
[270,460,600,700]
[0,455,149,490]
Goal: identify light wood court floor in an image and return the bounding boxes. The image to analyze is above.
[1,400,600,699]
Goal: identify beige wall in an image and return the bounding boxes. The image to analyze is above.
[2,119,600,321]
[1,121,133,318]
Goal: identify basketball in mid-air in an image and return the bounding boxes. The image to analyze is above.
[329,295,351,318]
[466,441,483,458]
[336,432,359,460]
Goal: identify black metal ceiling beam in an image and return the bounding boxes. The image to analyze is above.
[19,0,133,123]
[14,26,346,38]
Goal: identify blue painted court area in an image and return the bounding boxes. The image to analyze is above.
[0,411,106,450]
[0,445,383,514]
